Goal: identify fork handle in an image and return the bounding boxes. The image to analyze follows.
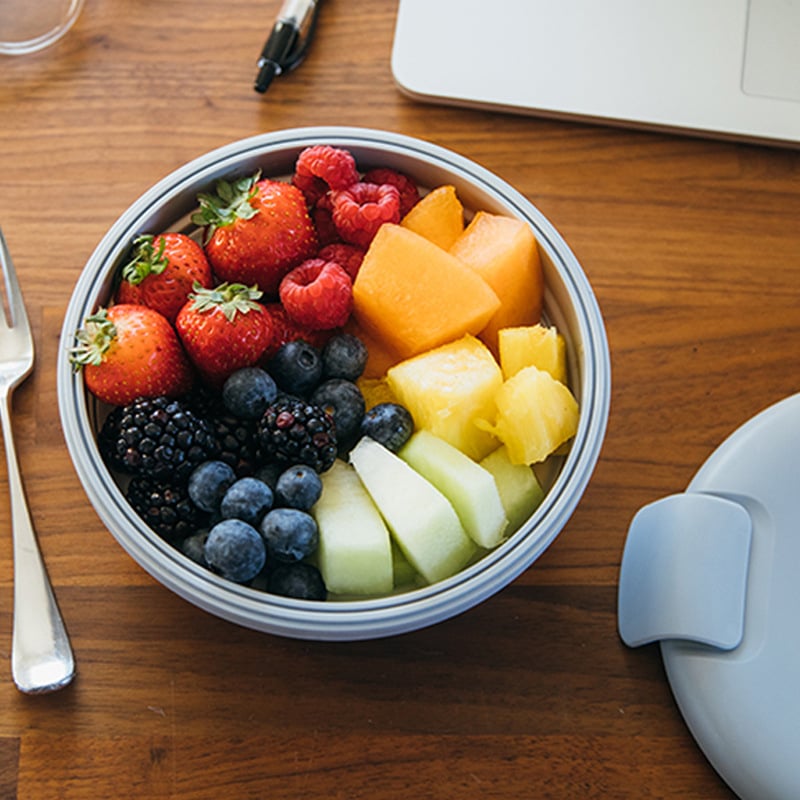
[1,395,75,693]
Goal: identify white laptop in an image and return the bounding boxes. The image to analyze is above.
[392,0,800,147]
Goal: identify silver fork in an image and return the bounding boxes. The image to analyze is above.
[0,227,74,694]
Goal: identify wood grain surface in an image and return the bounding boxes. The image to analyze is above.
[1,1,798,797]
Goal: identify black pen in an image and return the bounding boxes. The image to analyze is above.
[254,0,320,94]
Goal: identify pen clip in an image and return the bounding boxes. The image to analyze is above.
[279,0,321,73]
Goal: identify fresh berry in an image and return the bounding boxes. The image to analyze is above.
[222,367,277,419]
[117,233,213,323]
[188,460,237,513]
[260,302,331,361]
[267,561,326,600]
[220,477,274,526]
[274,465,322,510]
[316,243,365,281]
[253,461,284,491]
[180,530,209,566]
[310,379,365,448]
[192,173,318,293]
[267,340,323,396]
[362,168,421,216]
[260,507,319,562]
[209,412,261,477]
[292,145,360,205]
[98,396,220,482]
[330,182,401,249]
[70,305,193,406]
[257,395,337,473]
[204,519,266,583]
[126,476,206,542]
[175,282,274,386]
[360,402,414,452]
[321,333,368,380]
[311,205,341,247]
[279,259,353,330]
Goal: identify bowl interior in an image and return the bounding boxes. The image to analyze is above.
[57,127,610,640]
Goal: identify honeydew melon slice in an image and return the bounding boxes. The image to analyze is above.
[313,459,393,596]
[399,430,508,549]
[349,436,476,585]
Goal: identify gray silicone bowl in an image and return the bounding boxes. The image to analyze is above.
[57,127,611,640]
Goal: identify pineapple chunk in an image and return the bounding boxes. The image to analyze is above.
[386,335,502,461]
[478,366,579,465]
[498,324,568,383]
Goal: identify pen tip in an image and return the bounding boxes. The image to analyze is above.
[254,60,278,94]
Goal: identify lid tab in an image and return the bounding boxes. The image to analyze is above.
[618,493,751,649]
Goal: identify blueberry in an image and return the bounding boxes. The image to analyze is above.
[253,461,284,491]
[220,477,274,525]
[310,379,365,447]
[275,465,323,510]
[267,340,323,396]
[322,333,368,381]
[188,460,237,513]
[204,519,266,583]
[360,402,414,452]
[180,530,209,566]
[222,367,277,419]
[268,562,327,601]
[260,507,319,562]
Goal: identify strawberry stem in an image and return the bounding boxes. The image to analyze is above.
[191,172,262,241]
[121,235,169,285]
[69,308,117,370]
[187,282,264,322]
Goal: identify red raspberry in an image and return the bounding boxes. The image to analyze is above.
[317,243,365,281]
[279,258,353,330]
[293,145,360,205]
[260,302,331,360]
[362,168,421,216]
[330,182,401,249]
[311,205,341,247]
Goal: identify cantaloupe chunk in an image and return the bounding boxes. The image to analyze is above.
[400,184,465,250]
[449,212,544,355]
[352,224,501,360]
[343,316,403,379]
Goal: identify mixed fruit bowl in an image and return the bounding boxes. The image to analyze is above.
[58,127,610,640]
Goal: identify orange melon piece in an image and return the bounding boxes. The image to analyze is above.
[352,224,501,360]
[449,212,544,356]
[400,184,465,250]
[343,316,403,379]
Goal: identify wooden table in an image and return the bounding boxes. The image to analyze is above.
[1,1,798,797]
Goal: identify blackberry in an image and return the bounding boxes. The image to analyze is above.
[99,396,219,483]
[257,395,337,473]
[126,475,206,542]
[209,411,261,477]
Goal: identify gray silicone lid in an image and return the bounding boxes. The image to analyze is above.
[618,392,800,800]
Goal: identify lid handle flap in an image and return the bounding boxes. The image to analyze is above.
[618,493,751,649]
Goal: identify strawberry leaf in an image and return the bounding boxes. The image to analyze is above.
[187,282,264,323]
[121,234,169,285]
[69,308,117,369]
[191,171,262,241]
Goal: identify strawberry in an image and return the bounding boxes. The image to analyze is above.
[117,233,213,323]
[69,305,193,406]
[191,173,318,295]
[260,302,331,360]
[175,282,274,386]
